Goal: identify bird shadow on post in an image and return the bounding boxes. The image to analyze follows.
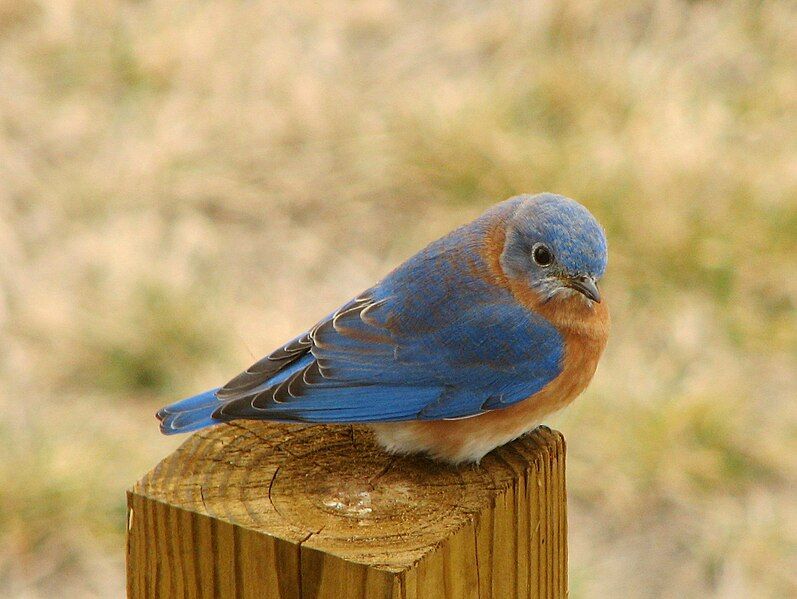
[126,422,567,599]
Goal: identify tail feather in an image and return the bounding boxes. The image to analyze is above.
[156,388,222,435]
[157,357,315,435]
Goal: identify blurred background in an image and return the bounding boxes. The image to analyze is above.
[1,0,795,596]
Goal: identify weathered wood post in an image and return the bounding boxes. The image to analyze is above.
[127,422,567,598]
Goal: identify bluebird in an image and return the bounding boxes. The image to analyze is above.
[157,193,609,463]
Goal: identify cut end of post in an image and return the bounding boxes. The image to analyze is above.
[127,423,567,599]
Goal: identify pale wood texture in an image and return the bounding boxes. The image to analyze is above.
[127,422,567,598]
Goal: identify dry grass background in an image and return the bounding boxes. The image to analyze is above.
[0,0,795,596]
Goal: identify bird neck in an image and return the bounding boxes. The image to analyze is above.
[481,220,610,342]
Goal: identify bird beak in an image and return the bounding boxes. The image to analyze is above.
[568,276,601,303]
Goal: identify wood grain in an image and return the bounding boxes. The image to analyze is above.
[127,422,567,598]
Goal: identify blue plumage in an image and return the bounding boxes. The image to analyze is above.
[157,193,607,438]
[157,388,221,433]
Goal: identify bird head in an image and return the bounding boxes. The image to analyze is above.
[499,193,608,304]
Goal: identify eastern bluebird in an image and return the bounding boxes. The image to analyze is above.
[157,193,609,463]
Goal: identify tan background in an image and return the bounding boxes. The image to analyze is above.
[0,0,795,596]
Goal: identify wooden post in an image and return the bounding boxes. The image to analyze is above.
[127,422,567,598]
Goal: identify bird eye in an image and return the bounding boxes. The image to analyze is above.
[532,243,553,267]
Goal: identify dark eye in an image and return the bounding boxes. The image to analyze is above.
[532,243,553,267]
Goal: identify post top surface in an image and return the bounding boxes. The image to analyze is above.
[132,422,564,572]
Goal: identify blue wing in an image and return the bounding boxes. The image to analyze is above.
[202,289,563,424]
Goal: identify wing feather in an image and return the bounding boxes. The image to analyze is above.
[211,286,564,423]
